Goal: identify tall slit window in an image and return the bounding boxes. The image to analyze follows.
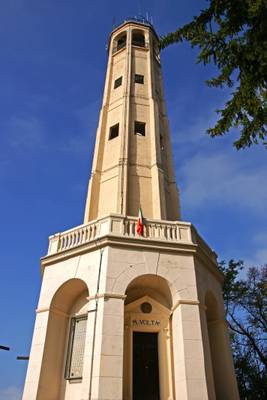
[114,76,122,89]
[109,123,119,140]
[134,74,144,84]
[65,315,87,380]
[160,134,164,150]
[134,121,146,136]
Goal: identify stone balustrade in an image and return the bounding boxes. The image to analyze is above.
[47,214,216,262]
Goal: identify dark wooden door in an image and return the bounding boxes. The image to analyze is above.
[133,332,160,400]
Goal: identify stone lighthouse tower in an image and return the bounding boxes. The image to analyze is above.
[23,18,239,400]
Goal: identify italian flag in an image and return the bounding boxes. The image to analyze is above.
[136,207,144,236]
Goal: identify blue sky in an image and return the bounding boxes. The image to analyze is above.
[0,1,266,398]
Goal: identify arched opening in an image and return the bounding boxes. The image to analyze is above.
[37,279,89,400]
[125,274,172,308]
[113,31,127,53]
[123,274,174,400]
[205,291,222,399]
[132,30,145,47]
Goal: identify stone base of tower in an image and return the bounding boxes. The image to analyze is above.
[23,214,239,400]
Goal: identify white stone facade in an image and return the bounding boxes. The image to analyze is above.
[23,19,239,400]
[23,218,239,399]
[84,20,180,223]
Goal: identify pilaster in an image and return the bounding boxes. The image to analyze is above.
[22,310,50,400]
[85,295,125,400]
[172,303,210,400]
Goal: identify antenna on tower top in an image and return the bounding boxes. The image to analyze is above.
[138,1,141,16]
[112,16,116,29]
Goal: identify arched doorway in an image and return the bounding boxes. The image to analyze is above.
[37,278,89,400]
[123,275,174,400]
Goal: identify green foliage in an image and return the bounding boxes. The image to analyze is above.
[159,0,267,149]
[218,260,267,398]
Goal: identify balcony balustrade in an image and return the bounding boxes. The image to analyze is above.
[47,214,216,263]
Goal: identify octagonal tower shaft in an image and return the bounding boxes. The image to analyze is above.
[84,21,180,223]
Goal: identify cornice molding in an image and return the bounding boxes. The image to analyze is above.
[87,293,127,301]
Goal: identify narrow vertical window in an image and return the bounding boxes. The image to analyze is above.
[134,74,144,84]
[160,134,164,150]
[114,76,122,89]
[134,121,146,136]
[109,123,119,140]
[65,315,87,380]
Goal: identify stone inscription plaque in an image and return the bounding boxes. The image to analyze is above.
[132,319,160,327]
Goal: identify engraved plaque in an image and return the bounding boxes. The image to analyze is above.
[66,315,87,379]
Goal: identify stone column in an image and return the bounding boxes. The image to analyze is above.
[199,306,217,399]
[172,302,209,400]
[208,319,240,399]
[22,309,49,400]
[80,300,98,400]
[82,294,125,400]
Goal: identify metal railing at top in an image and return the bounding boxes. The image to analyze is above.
[112,40,149,54]
[112,16,154,32]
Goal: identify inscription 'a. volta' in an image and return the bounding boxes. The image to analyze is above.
[132,319,160,326]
